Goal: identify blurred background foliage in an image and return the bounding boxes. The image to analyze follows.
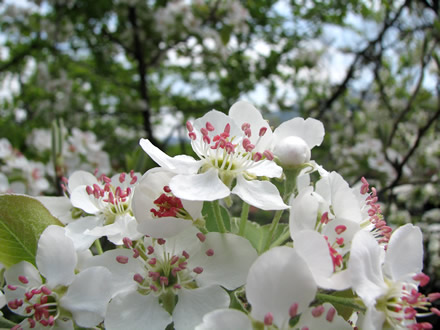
[0,0,439,317]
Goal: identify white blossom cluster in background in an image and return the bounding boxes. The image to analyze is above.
[0,127,110,195]
[1,101,439,330]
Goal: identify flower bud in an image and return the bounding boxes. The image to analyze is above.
[273,136,311,167]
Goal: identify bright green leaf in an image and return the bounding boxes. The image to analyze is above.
[0,194,64,268]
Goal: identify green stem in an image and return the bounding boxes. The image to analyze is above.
[212,200,226,233]
[263,209,284,252]
[94,239,104,255]
[270,226,291,248]
[238,202,250,236]
[315,293,366,312]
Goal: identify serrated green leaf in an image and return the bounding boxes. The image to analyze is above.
[0,194,64,268]
[231,218,288,254]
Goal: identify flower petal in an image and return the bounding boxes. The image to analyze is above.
[384,224,423,282]
[273,117,324,149]
[140,139,201,174]
[246,160,283,178]
[228,101,273,151]
[35,196,74,224]
[70,186,100,215]
[36,225,77,287]
[170,169,230,201]
[60,266,113,327]
[4,261,42,288]
[348,231,387,306]
[232,175,288,210]
[195,309,252,330]
[173,286,230,330]
[137,217,192,238]
[65,216,103,251]
[68,171,98,191]
[289,187,319,237]
[246,246,317,329]
[105,290,172,330]
[189,232,258,290]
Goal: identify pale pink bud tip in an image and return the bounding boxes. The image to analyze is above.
[186,121,194,132]
[206,249,214,256]
[259,126,267,136]
[334,225,347,235]
[413,273,430,287]
[116,255,129,264]
[196,232,206,242]
[311,305,325,317]
[326,307,336,322]
[193,267,203,274]
[264,312,273,326]
[18,275,28,284]
[289,303,299,318]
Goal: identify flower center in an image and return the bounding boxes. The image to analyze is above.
[117,233,214,298]
[84,171,138,220]
[7,278,60,329]
[150,186,189,219]
[186,120,274,178]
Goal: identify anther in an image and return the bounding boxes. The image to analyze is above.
[289,302,298,318]
[157,238,166,245]
[263,150,274,160]
[182,250,190,259]
[41,286,51,295]
[413,273,430,287]
[123,237,133,248]
[170,255,180,265]
[326,307,336,322]
[18,275,29,284]
[147,246,155,254]
[186,121,194,132]
[196,232,206,242]
[160,276,169,286]
[206,249,214,256]
[119,173,126,183]
[334,225,347,235]
[311,305,325,317]
[206,122,215,131]
[116,256,129,264]
[193,267,203,274]
[7,284,17,290]
[132,248,140,258]
[259,127,267,136]
[253,152,262,161]
[148,258,157,266]
[163,186,171,193]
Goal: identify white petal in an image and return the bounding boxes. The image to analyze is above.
[60,267,113,327]
[294,230,334,289]
[68,171,97,191]
[232,175,288,210]
[273,117,325,149]
[170,169,230,201]
[348,231,387,306]
[246,246,317,329]
[329,172,362,223]
[228,101,273,151]
[81,249,143,297]
[189,232,258,290]
[181,198,203,221]
[173,286,230,330]
[195,309,252,330]
[384,224,423,282]
[36,225,77,287]
[296,303,352,330]
[34,196,74,224]
[137,217,192,238]
[140,138,201,174]
[246,159,283,178]
[70,186,100,214]
[105,290,172,330]
[289,187,319,237]
[65,216,103,251]
[4,261,42,288]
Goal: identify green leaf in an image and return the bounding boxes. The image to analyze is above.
[0,194,64,268]
[231,218,288,254]
[202,201,231,232]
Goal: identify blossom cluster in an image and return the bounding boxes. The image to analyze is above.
[1,101,439,329]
